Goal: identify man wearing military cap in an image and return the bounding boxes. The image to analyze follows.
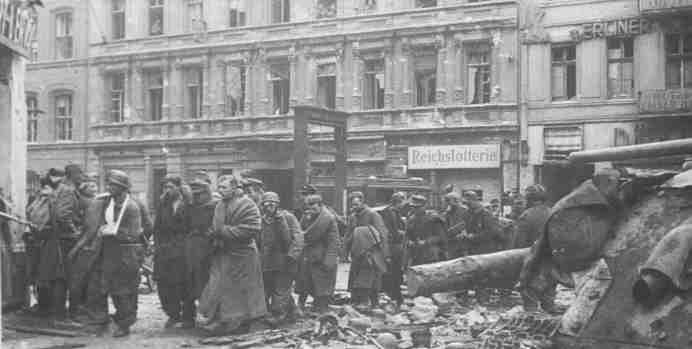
[259,191,302,322]
[378,192,407,307]
[80,169,148,336]
[405,194,447,266]
[444,191,469,259]
[154,174,191,329]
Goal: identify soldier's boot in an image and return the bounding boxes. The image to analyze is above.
[112,326,130,337]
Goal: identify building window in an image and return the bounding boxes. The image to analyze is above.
[363,59,384,109]
[227,65,246,116]
[467,43,491,104]
[317,63,336,109]
[55,12,73,59]
[149,0,164,36]
[229,0,246,27]
[26,94,39,143]
[112,0,125,39]
[187,0,203,33]
[543,126,582,161]
[415,0,436,8]
[55,94,73,141]
[551,45,577,101]
[30,40,38,62]
[414,51,437,106]
[146,71,163,121]
[316,0,336,19]
[110,73,125,123]
[362,0,376,11]
[607,38,634,98]
[271,0,290,24]
[270,63,290,114]
[186,67,203,119]
[665,33,692,89]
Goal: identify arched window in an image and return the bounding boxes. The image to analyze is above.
[54,92,73,141]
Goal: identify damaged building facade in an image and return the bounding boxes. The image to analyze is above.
[523,0,692,201]
[25,0,523,210]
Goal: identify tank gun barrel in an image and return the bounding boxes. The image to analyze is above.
[568,138,692,164]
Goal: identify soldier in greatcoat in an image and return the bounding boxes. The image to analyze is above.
[182,179,217,328]
[154,174,191,328]
[295,194,339,313]
[405,195,447,266]
[378,192,406,307]
[344,192,390,309]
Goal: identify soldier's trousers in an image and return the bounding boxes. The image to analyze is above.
[263,270,296,317]
[382,253,404,305]
[158,282,195,322]
[87,291,139,329]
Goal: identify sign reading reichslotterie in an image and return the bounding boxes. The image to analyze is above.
[408,145,501,170]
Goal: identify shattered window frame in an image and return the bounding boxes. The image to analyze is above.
[146,70,164,121]
[466,42,492,105]
[270,63,290,115]
[185,67,204,119]
[413,49,437,107]
[363,59,385,110]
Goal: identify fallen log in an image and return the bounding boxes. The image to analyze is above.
[406,248,530,297]
[4,324,84,337]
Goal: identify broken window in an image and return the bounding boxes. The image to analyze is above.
[415,0,436,8]
[607,37,634,98]
[112,0,125,39]
[317,63,336,109]
[316,0,337,19]
[227,65,246,116]
[110,73,125,123]
[665,33,692,89]
[363,59,384,109]
[55,12,73,59]
[467,43,491,104]
[55,93,73,141]
[543,126,583,161]
[149,0,164,36]
[414,51,437,106]
[26,94,39,143]
[270,63,290,114]
[229,0,246,27]
[146,71,163,121]
[271,0,290,24]
[186,67,203,119]
[551,45,577,101]
[187,0,203,33]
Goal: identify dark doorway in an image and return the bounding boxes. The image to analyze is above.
[252,169,294,210]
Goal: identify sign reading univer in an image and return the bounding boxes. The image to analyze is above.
[408,145,501,170]
[579,18,651,41]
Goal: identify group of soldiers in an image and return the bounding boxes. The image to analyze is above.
[21,162,555,338]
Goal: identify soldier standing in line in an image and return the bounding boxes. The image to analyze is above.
[444,192,469,259]
[461,190,504,303]
[405,195,447,266]
[378,192,407,307]
[182,179,218,328]
[259,191,300,322]
[153,174,191,329]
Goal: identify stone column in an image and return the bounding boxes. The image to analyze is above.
[351,42,362,111]
[202,55,211,118]
[384,46,394,109]
[215,60,227,118]
[289,49,299,108]
[304,54,315,105]
[444,36,455,105]
[244,57,254,115]
[435,35,447,105]
[171,62,184,120]
[336,45,345,110]
[454,38,464,104]
[143,155,152,209]
[400,39,412,107]
[162,60,171,120]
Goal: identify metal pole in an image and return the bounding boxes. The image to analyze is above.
[568,138,692,163]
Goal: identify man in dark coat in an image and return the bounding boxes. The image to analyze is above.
[405,195,447,266]
[461,190,504,303]
[259,191,299,322]
[344,192,389,309]
[67,174,97,317]
[444,192,469,259]
[183,179,217,328]
[199,175,267,335]
[378,192,406,306]
[296,194,339,313]
[153,174,191,328]
[44,164,83,320]
[83,170,147,337]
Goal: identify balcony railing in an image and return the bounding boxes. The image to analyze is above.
[639,0,692,15]
[639,89,692,114]
[0,0,38,57]
[90,104,518,143]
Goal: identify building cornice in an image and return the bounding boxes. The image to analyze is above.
[27,58,89,70]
